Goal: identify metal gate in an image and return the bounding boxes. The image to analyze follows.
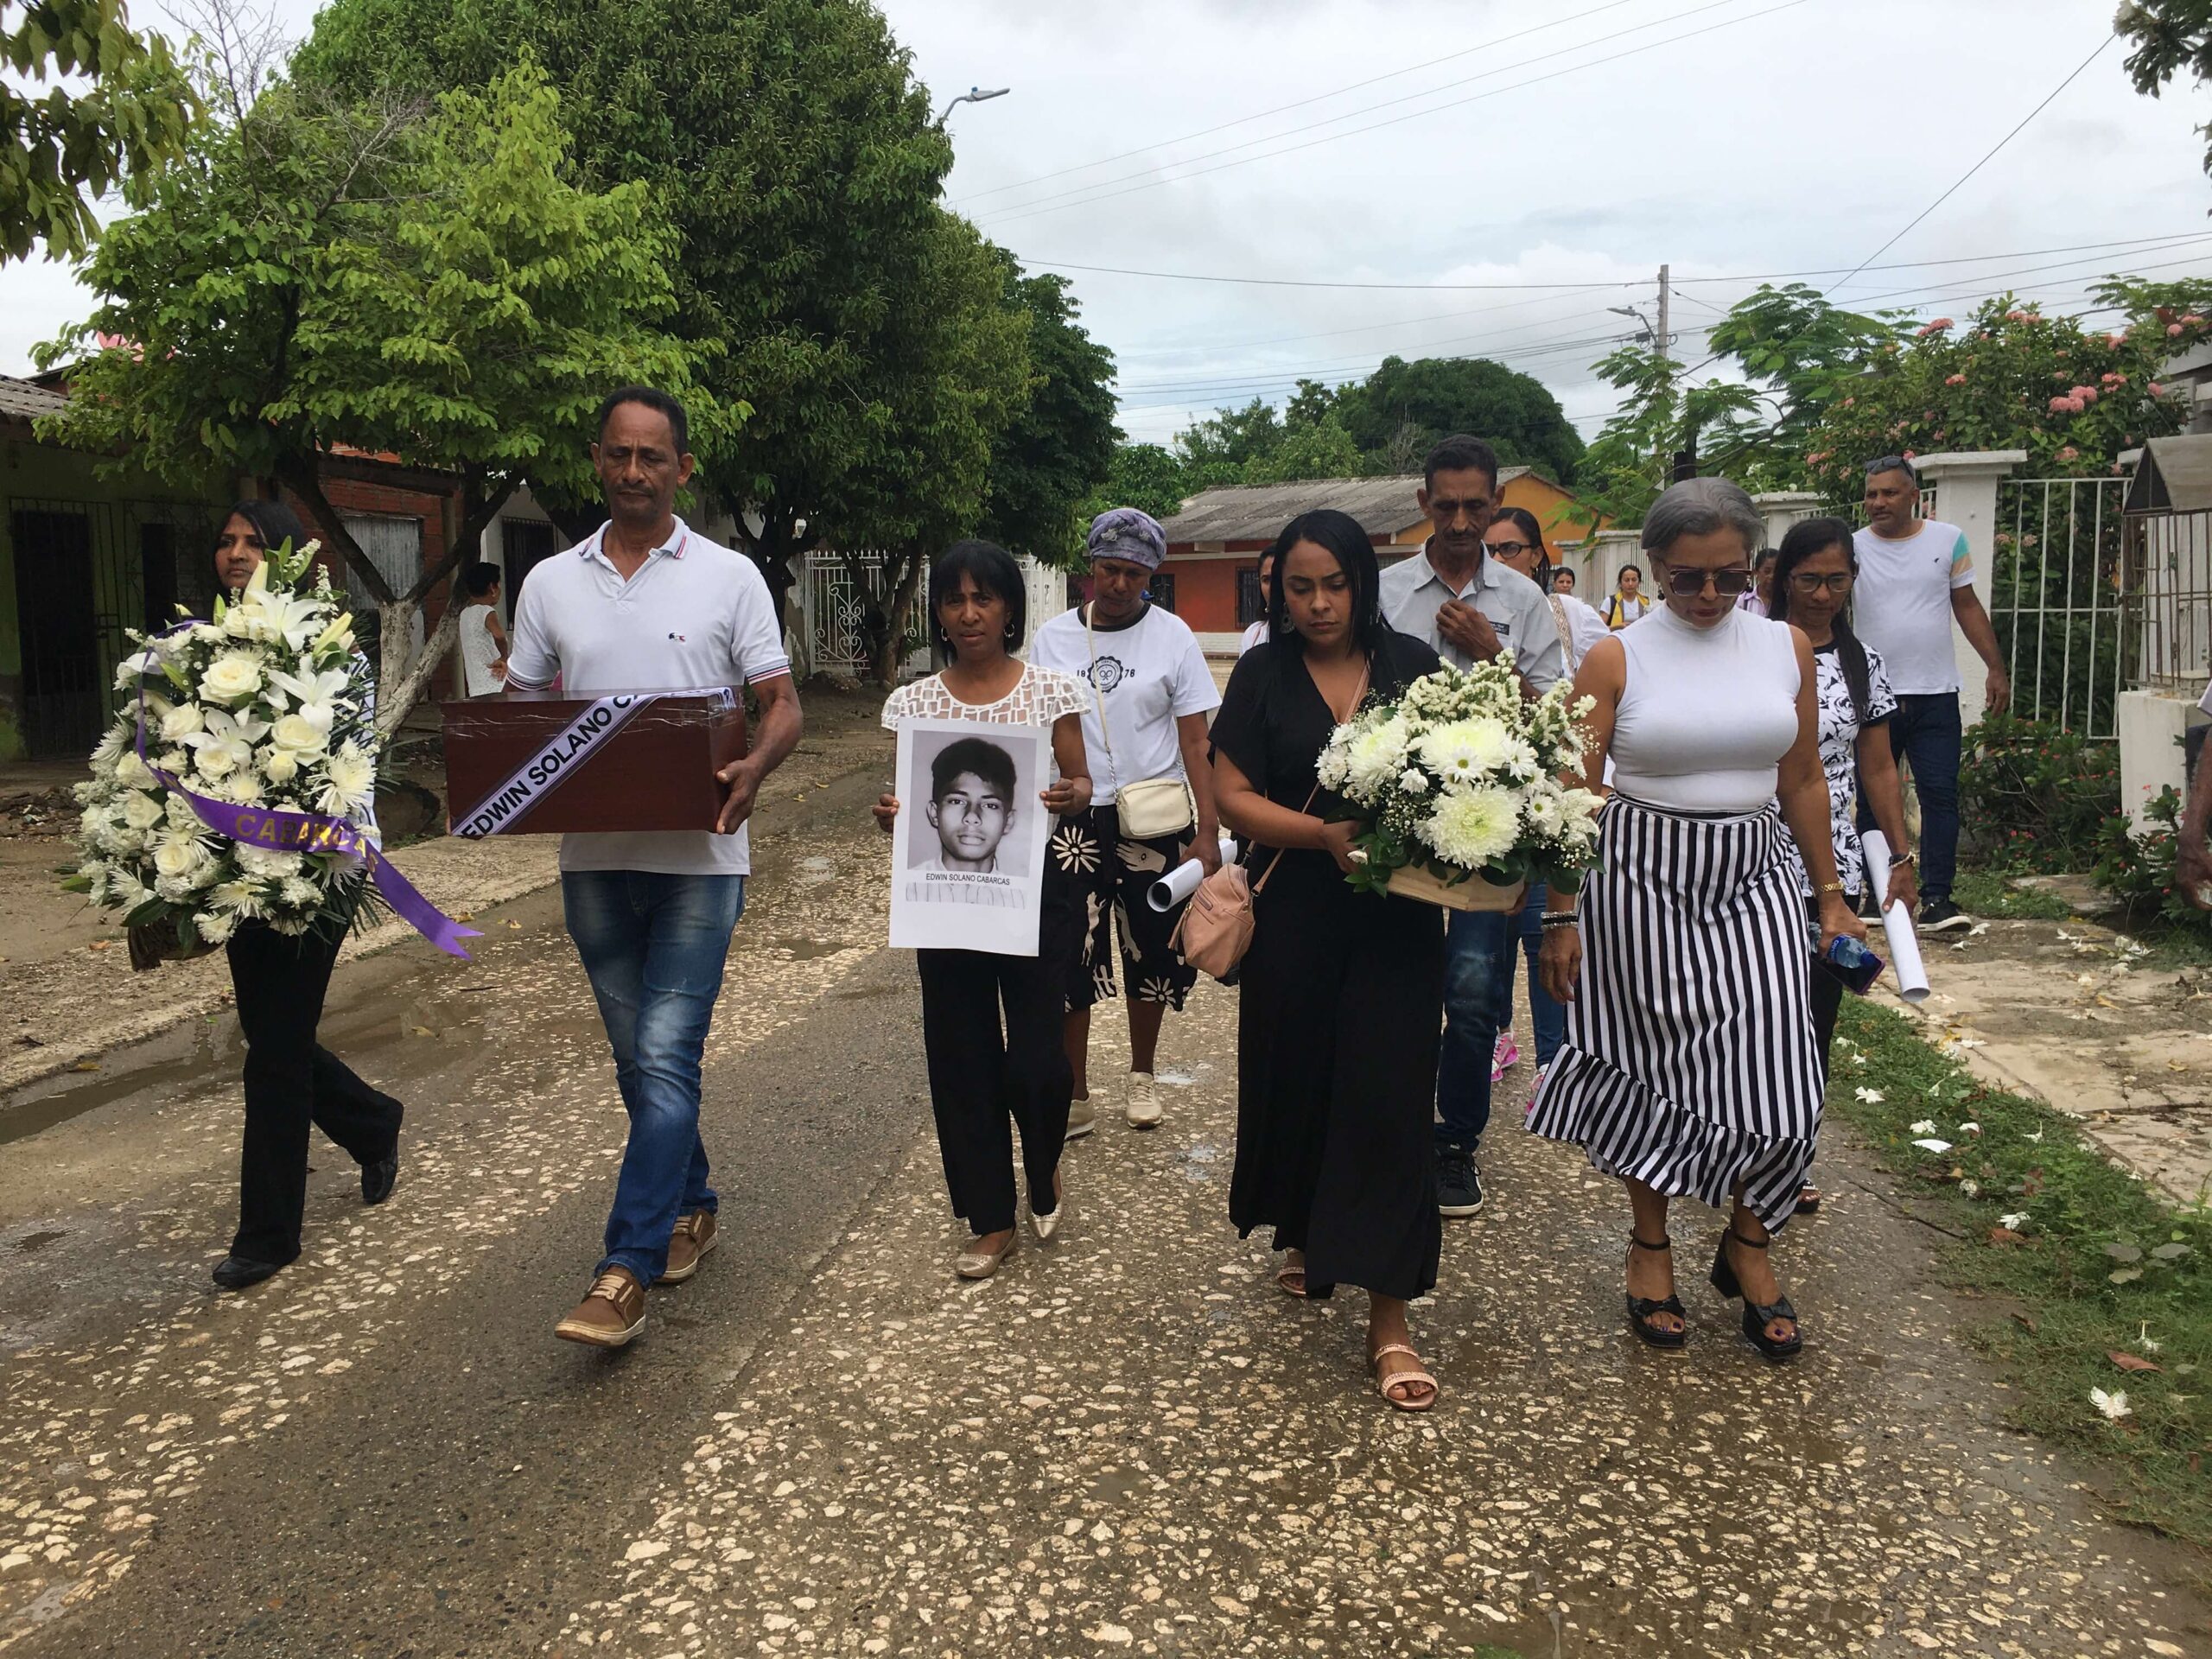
[1988,475,2130,737]
[799,551,931,678]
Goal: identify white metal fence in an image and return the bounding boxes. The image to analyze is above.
[1988,475,2131,737]
[794,549,1060,679]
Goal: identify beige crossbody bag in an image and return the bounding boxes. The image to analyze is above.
[1085,602,1197,841]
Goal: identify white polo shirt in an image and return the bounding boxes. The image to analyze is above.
[505,518,791,876]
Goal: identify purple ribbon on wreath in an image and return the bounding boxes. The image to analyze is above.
[131,624,483,959]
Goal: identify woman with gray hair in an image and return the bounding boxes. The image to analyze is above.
[1527,477,1866,1360]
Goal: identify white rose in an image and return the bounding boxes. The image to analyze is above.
[261,747,300,785]
[199,652,264,705]
[270,712,329,755]
[160,702,205,741]
[194,742,238,780]
[121,792,164,831]
[152,836,209,880]
[114,750,155,789]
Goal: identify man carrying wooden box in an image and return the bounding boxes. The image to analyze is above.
[498,386,804,1348]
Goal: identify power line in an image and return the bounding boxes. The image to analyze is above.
[972,0,1756,226]
[952,0,1654,207]
[982,0,1811,230]
[1033,229,2212,296]
[1827,33,2119,295]
[1111,286,1623,362]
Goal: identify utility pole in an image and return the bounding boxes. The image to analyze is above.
[1656,263,1671,364]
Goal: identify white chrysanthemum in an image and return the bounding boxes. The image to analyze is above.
[90,722,130,773]
[317,744,377,816]
[199,651,264,705]
[1314,744,1351,790]
[164,794,200,830]
[194,909,238,944]
[209,878,268,918]
[1524,789,1564,836]
[217,771,266,806]
[280,875,321,907]
[236,844,304,880]
[1399,768,1431,795]
[120,791,164,831]
[1414,718,1511,787]
[1421,785,1520,869]
[110,876,152,912]
[1344,716,1412,796]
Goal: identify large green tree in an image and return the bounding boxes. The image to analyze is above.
[293,0,971,626]
[2,0,196,258]
[977,263,1119,570]
[2119,1,2212,174]
[1333,354,1584,481]
[41,60,704,730]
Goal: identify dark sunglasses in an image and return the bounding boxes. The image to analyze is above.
[1788,570,1855,594]
[1658,564,1753,598]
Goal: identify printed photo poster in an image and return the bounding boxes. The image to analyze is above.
[890,717,1052,956]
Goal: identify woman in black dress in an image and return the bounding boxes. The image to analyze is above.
[1210,509,1446,1411]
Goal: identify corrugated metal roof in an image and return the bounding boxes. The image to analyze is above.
[1160,467,1530,545]
[0,375,68,423]
[2126,434,2212,513]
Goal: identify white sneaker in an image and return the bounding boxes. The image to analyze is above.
[1124,1071,1161,1129]
[1065,1097,1096,1141]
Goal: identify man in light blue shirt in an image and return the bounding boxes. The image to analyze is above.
[1377,435,1562,1224]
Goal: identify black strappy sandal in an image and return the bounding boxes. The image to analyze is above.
[1710,1227,1803,1360]
[1624,1233,1688,1349]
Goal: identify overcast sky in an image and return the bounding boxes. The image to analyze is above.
[7,0,2210,449]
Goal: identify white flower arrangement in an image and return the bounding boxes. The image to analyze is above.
[1315,656,1603,901]
[62,539,385,957]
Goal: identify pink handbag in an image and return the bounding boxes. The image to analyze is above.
[1170,784,1317,982]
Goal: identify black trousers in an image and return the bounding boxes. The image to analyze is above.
[226,917,401,1263]
[915,874,1083,1237]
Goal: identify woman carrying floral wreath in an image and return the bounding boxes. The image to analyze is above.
[73,499,403,1291]
[1208,507,1447,1411]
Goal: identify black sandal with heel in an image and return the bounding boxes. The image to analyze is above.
[1710,1227,1803,1360]
[1624,1233,1687,1349]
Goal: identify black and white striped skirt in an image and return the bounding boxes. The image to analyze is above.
[1526,794,1822,1232]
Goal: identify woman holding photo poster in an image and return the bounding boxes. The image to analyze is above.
[877,541,1095,1279]
[1209,508,1447,1411]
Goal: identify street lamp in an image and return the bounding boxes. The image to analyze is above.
[937,85,1010,126]
[1609,303,1656,345]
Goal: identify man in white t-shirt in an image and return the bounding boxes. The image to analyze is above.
[505,386,803,1349]
[1236,547,1277,655]
[1852,454,2012,934]
[1030,508,1222,1135]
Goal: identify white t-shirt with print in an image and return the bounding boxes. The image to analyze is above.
[1028,604,1220,805]
[504,518,791,877]
[1853,518,1974,696]
[1782,640,1898,899]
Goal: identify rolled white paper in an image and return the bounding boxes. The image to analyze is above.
[1859,829,1930,1004]
[1148,837,1239,910]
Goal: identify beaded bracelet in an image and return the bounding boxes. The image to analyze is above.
[1539,912,1580,930]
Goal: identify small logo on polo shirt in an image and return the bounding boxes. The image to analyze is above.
[668,632,686,643]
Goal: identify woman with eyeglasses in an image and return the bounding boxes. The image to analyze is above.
[1529,478,1866,1360]
[1767,517,1916,1211]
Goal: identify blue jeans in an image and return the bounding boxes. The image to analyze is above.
[1502,881,1566,1068]
[1437,905,1515,1153]
[563,871,746,1285]
[1859,691,1961,905]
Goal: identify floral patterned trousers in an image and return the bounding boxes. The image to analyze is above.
[1051,804,1198,1014]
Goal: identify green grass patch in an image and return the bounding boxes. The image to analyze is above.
[1829,998,2212,1547]
[1953,868,2073,921]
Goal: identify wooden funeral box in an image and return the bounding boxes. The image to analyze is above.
[442,689,747,836]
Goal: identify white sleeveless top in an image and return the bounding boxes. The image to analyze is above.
[1610,603,1801,813]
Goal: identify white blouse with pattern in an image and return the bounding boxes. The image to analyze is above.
[880,664,1090,734]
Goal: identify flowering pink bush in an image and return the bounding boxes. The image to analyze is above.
[1802,292,2211,499]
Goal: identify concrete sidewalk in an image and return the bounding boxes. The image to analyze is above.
[556,978,2208,1658]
